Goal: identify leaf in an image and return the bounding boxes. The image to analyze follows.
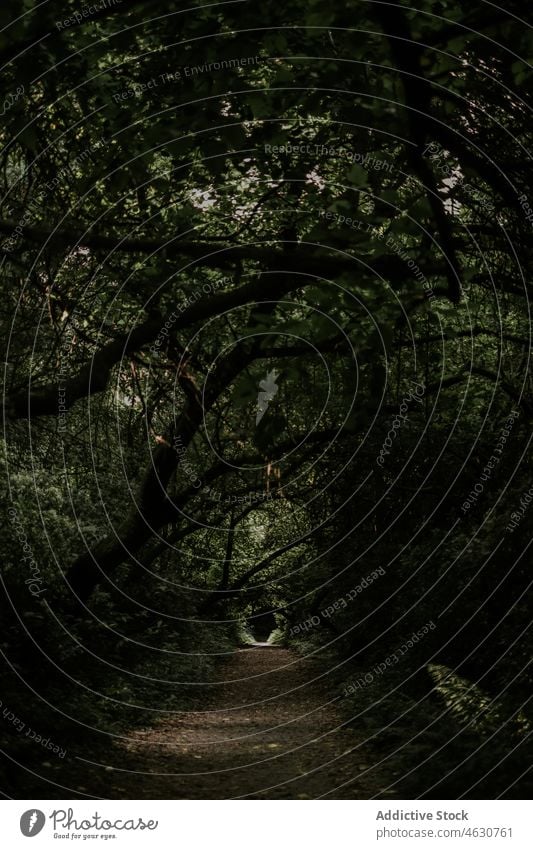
[347,164,368,185]
[247,93,271,119]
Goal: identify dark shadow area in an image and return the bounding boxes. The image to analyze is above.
[0,0,532,801]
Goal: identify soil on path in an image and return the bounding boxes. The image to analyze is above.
[62,646,396,799]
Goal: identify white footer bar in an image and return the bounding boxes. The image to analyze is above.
[2,800,530,848]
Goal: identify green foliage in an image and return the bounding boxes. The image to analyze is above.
[0,0,531,798]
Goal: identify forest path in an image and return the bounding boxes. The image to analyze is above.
[73,645,395,799]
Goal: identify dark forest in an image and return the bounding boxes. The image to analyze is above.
[0,0,532,801]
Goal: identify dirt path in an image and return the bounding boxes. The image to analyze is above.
[72,646,394,799]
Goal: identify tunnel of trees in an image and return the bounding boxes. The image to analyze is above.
[0,0,532,799]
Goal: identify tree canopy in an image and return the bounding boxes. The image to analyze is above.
[1,0,532,799]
